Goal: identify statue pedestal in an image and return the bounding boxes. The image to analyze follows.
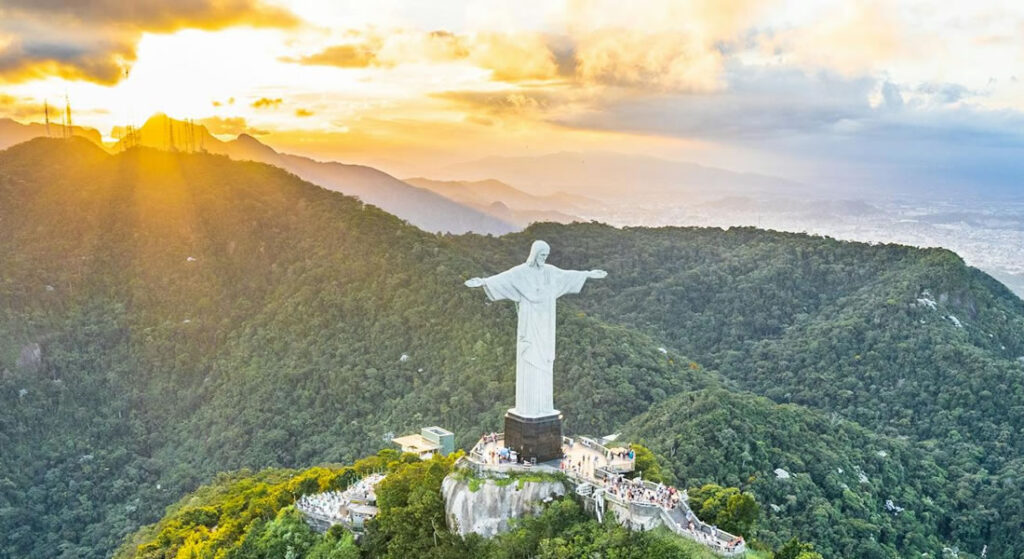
[504,410,563,463]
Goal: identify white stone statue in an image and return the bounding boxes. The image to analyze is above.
[465,240,607,418]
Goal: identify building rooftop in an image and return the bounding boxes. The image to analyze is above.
[392,434,441,454]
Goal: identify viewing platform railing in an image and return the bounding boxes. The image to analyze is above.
[592,478,745,556]
[463,433,560,475]
[563,435,635,472]
[461,433,742,556]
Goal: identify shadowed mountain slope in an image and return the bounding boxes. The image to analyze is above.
[122,114,516,235]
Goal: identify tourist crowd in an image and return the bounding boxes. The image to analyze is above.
[468,432,744,555]
[297,490,348,520]
[481,433,521,464]
[295,473,383,523]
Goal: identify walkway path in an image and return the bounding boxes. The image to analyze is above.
[464,432,746,556]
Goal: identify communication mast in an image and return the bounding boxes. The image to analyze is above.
[64,94,72,138]
[167,116,176,151]
[118,124,139,151]
[44,100,51,137]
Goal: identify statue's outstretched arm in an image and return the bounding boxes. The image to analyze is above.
[588,270,608,279]
[465,277,485,287]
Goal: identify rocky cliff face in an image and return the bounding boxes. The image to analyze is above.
[442,475,567,538]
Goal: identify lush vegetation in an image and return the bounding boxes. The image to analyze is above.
[2,138,1023,558]
[118,450,751,559]
[687,484,759,539]
[458,223,1024,558]
[113,450,403,559]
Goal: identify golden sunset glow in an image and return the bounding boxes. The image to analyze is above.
[2,0,1024,180]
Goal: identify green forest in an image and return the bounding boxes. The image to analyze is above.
[114,449,771,559]
[1,138,1023,558]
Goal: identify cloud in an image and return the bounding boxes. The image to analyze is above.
[0,0,298,30]
[574,30,725,92]
[550,60,1024,191]
[755,2,927,78]
[198,115,266,136]
[283,0,772,93]
[295,108,314,117]
[0,0,297,84]
[0,93,47,119]
[554,64,877,141]
[433,89,562,119]
[289,43,381,68]
[284,29,561,82]
[566,0,772,92]
[0,20,136,84]
[467,32,561,82]
[912,82,972,105]
[251,97,282,109]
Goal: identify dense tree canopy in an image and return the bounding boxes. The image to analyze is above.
[118,451,739,559]
[2,138,1022,558]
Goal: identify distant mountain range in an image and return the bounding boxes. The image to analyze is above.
[435,151,806,201]
[124,115,518,235]
[0,117,102,150]
[403,177,595,226]
[0,116,813,233]
[0,115,518,235]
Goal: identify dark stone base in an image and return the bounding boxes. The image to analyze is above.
[504,410,563,464]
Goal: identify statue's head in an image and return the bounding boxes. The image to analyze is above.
[527,240,550,267]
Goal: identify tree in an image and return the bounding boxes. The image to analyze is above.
[775,537,823,559]
[629,444,668,484]
[687,484,759,537]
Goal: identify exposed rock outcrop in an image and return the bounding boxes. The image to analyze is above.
[442,475,567,538]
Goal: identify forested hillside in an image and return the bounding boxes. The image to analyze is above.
[113,450,737,559]
[1,138,1021,558]
[455,224,1024,556]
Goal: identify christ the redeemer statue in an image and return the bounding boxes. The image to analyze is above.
[465,240,606,421]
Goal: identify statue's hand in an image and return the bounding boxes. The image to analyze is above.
[464,277,485,288]
[589,269,608,279]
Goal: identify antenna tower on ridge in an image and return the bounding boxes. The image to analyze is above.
[64,94,72,138]
[168,116,176,151]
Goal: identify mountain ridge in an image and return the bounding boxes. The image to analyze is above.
[0,114,516,236]
[402,176,587,226]
[0,117,103,150]
[132,114,518,235]
[435,151,807,201]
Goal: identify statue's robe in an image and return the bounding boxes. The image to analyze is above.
[480,263,590,417]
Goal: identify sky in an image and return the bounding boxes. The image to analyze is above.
[1,0,1023,191]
